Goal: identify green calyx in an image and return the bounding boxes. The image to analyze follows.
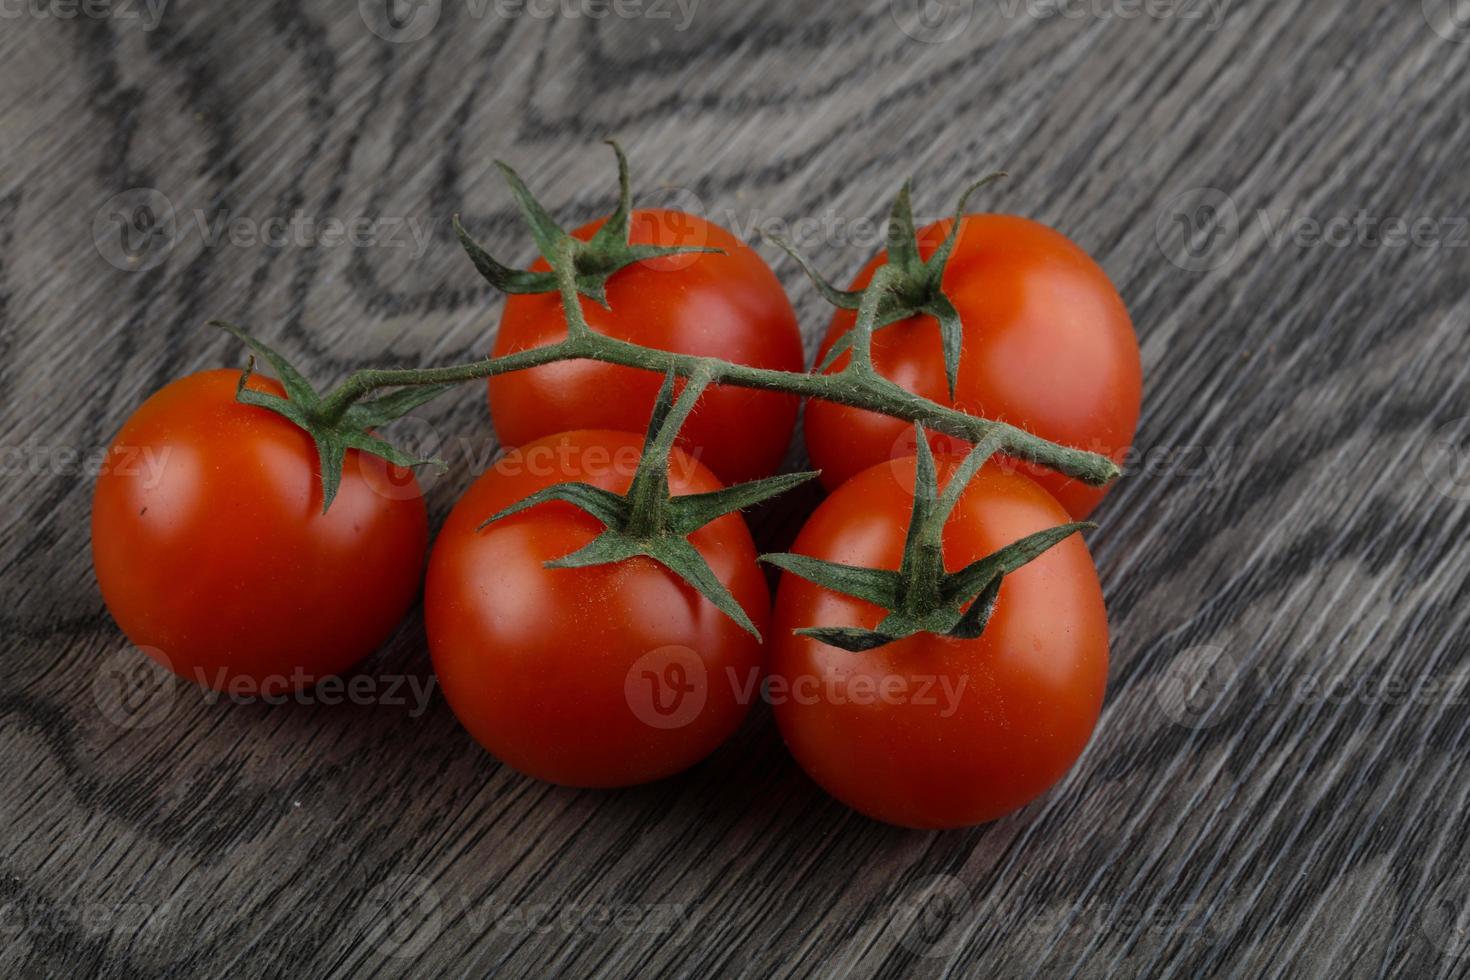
[209,321,450,513]
[769,172,1007,397]
[762,426,1091,652]
[453,139,722,307]
[478,370,818,640]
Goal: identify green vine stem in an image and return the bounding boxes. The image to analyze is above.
[210,144,1124,649]
[311,241,1119,489]
[221,144,1122,507]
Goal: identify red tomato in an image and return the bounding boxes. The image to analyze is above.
[425,429,768,788]
[769,455,1108,829]
[91,370,428,691]
[489,210,805,485]
[804,214,1141,518]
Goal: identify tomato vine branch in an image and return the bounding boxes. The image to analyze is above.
[311,244,1120,488]
[208,142,1125,649]
[220,141,1123,511]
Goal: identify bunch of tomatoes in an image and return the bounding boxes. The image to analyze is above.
[92,152,1140,830]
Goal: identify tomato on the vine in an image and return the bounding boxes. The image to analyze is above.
[804,214,1141,518]
[425,429,768,788]
[489,210,805,486]
[768,454,1108,829]
[91,369,429,691]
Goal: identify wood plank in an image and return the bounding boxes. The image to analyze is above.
[3,1,1469,976]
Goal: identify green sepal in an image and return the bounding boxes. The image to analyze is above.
[814,304,918,373]
[452,215,558,294]
[946,577,1004,640]
[493,158,569,263]
[668,471,819,536]
[923,292,964,398]
[763,233,863,311]
[587,139,635,250]
[941,521,1097,608]
[791,626,900,653]
[211,321,449,514]
[783,172,1008,395]
[643,534,759,638]
[759,554,902,608]
[930,172,1007,269]
[343,384,457,429]
[546,531,644,569]
[884,181,923,274]
[456,142,723,308]
[216,319,316,405]
[762,423,1089,652]
[474,370,815,640]
[477,482,629,533]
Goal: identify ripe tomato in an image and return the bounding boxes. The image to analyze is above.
[425,429,768,788]
[804,214,1141,518]
[769,454,1108,829]
[91,370,429,691]
[489,210,805,485]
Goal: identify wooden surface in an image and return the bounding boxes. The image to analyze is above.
[4,1,1470,976]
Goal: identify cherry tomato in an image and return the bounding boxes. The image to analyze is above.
[769,455,1108,829]
[425,429,768,788]
[804,214,1141,518]
[489,210,805,485]
[91,370,429,691]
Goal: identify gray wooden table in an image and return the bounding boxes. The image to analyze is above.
[5,1,1470,976]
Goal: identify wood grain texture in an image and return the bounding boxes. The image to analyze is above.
[4,0,1470,976]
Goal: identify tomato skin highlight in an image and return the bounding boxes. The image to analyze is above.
[489,209,805,486]
[803,214,1141,519]
[425,429,768,788]
[90,369,429,691]
[769,456,1108,829]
